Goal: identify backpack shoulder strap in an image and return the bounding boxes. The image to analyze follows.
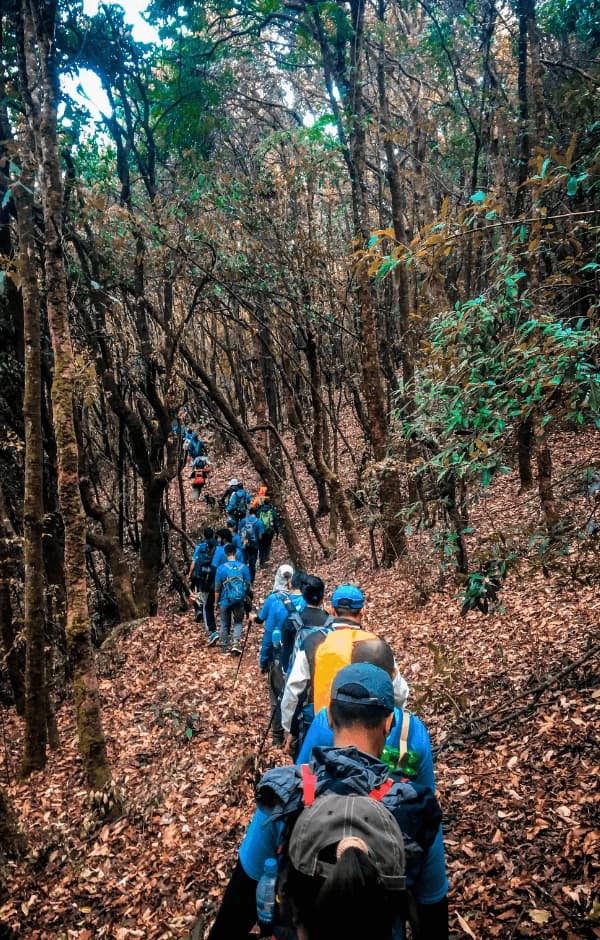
[301,764,317,807]
[368,778,394,801]
[398,712,411,762]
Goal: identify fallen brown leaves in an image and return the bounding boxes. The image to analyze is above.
[1,429,599,938]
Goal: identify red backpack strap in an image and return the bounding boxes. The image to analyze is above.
[368,777,394,801]
[301,764,317,806]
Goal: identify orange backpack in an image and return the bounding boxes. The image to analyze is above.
[312,628,377,714]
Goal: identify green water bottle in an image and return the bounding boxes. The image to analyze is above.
[399,749,420,778]
[381,745,400,771]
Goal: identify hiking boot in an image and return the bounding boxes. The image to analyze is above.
[230,644,242,656]
[207,632,219,647]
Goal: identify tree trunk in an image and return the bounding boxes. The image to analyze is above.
[20,0,112,790]
[15,123,47,776]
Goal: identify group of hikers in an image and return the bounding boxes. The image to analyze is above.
[189,520,449,938]
[188,481,280,654]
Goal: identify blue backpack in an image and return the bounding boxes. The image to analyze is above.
[221,562,247,605]
[239,516,257,546]
[193,541,214,590]
[230,489,249,520]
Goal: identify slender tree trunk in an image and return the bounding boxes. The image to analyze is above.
[21,0,111,790]
[16,125,47,776]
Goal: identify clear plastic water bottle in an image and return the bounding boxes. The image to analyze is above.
[256,857,278,934]
[272,627,282,649]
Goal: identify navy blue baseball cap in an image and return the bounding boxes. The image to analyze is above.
[331,584,365,610]
[331,663,395,713]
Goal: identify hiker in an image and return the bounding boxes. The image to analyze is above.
[254,494,279,569]
[225,517,244,552]
[189,457,210,500]
[220,477,240,511]
[213,543,251,654]
[280,574,331,676]
[257,566,300,748]
[297,637,435,790]
[249,484,268,510]
[254,563,294,628]
[188,527,217,633]
[206,663,448,940]
[187,432,205,461]
[238,510,264,583]
[211,528,243,571]
[260,571,307,677]
[227,483,252,525]
[280,584,409,755]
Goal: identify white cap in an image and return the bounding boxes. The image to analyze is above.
[229,478,239,487]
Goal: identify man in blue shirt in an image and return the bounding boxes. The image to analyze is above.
[206,663,448,939]
[214,544,251,654]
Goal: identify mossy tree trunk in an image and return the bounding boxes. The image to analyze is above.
[20,0,111,790]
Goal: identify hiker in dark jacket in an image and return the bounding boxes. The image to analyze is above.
[254,494,279,568]
[219,478,240,510]
[188,527,217,633]
[206,663,448,940]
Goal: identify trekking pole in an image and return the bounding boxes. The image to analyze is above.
[254,696,280,775]
[232,614,253,688]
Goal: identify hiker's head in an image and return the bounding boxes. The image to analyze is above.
[224,543,237,559]
[216,527,232,544]
[302,575,325,607]
[328,663,394,755]
[226,517,237,530]
[352,637,394,678]
[203,526,214,540]
[285,792,403,940]
[229,478,239,488]
[273,563,294,593]
[331,584,364,619]
[291,571,308,593]
[258,485,267,497]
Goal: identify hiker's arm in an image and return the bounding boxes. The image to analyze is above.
[206,859,257,940]
[416,897,448,940]
[280,650,310,734]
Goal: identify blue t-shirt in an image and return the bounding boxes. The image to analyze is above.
[211,544,243,569]
[297,708,436,792]
[214,560,250,607]
[239,791,447,906]
[260,592,306,671]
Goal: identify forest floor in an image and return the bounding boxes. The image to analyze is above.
[1,429,599,940]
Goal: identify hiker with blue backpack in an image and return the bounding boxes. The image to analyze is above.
[213,543,251,654]
[238,510,264,583]
[226,484,252,525]
[255,567,302,747]
[205,662,448,940]
[188,527,217,634]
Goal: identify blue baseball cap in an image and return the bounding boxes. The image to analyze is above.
[331,663,394,713]
[331,584,364,610]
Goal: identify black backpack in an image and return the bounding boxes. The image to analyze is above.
[271,768,438,935]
